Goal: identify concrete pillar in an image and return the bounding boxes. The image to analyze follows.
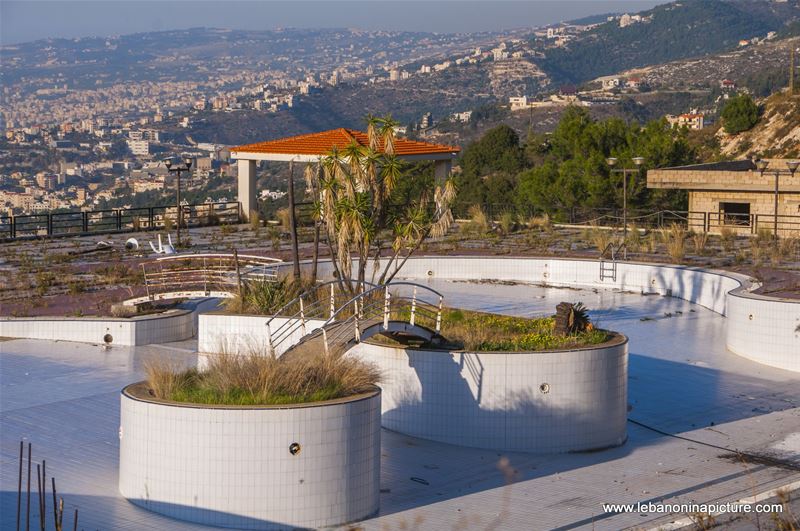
[434,159,452,183]
[237,159,257,221]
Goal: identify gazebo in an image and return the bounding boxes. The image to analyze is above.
[230,128,460,220]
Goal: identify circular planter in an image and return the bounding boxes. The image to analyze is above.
[349,333,628,453]
[119,384,381,530]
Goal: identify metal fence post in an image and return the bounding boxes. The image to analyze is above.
[410,286,417,327]
[299,296,306,334]
[383,287,390,330]
[435,295,443,334]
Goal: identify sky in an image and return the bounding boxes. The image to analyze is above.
[0,0,662,45]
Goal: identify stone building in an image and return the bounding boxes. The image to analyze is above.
[647,159,800,235]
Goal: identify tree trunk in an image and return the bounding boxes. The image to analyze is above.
[310,223,320,284]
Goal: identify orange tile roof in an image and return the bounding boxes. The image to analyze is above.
[231,128,460,157]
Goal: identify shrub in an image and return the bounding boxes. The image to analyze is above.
[145,352,381,406]
[224,277,308,315]
[526,213,552,232]
[662,223,686,263]
[625,225,643,252]
[249,210,262,233]
[721,93,759,134]
[584,222,614,253]
[464,205,489,234]
[719,227,736,252]
[691,231,709,255]
[276,208,291,232]
[499,212,516,235]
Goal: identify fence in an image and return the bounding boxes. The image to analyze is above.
[452,203,800,235]
[0,201,241,241]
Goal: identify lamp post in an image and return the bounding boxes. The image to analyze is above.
[165,157,192,247]
[755,159,799,240]
[607,156,645,242]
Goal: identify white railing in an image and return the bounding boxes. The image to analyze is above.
[141,253,282,300]
[266,281,444,357]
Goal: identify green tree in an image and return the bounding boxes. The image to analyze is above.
[311,116,456,291]
[455,124,523,210]
[721,94,760,134]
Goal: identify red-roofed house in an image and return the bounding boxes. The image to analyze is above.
[231,128,460,220]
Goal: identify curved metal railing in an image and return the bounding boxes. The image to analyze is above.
[267,281,444,357]
[265,279,378,354]
[141,253,283,300]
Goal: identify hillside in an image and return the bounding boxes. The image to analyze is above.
[719,91,800,158]
[539,0,798,84]
[609,35,799,98]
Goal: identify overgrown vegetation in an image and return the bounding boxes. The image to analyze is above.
[437,307,609,351]
[223,278,308,315]
[143,352,380,406]
[455,109,695,219]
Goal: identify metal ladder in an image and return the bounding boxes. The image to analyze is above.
[599,242,626,282]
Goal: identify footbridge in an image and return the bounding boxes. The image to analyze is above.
[266,281,445,359]
[126,253,283,305]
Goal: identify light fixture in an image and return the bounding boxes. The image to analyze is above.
[786,160,800,173]
[632,156,645,166]
[164,159,172,169]
[606,157,618,167]
[183,157,193,168]
[755,159,769,172]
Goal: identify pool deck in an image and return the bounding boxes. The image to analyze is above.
[1,280,798,530]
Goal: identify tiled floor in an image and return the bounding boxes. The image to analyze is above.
[1,281,798,530]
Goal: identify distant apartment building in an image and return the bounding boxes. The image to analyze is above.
[451,111,473,123]
[509,96,530,110]
[602,78,621,90]
[127,139,150,156]
[420,112,433,129]
[625,77,645,89]
[720,79,736,90]
[666,113,705,130]
[389,69,400,81]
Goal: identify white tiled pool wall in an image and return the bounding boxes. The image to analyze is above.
[349,341,628,453]
[0,298,218,346]
[197,314,327,356]
[119,390,381,530]
[288,257,798,372]
[727,293,800,372]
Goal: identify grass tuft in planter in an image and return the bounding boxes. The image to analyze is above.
[144,353,380,406]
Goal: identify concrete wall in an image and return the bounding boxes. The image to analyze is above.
[119,387,381,530]
[0,298,218,346]
[689,190,800,235]
[350,338,628,453]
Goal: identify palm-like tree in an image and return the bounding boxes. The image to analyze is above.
[310,115,456,293]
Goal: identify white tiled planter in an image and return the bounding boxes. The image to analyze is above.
[350,336,628,453]
[0,298,218,346]
[119,384,381,530]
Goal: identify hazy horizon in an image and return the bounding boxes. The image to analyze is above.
[1,0,661,45]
